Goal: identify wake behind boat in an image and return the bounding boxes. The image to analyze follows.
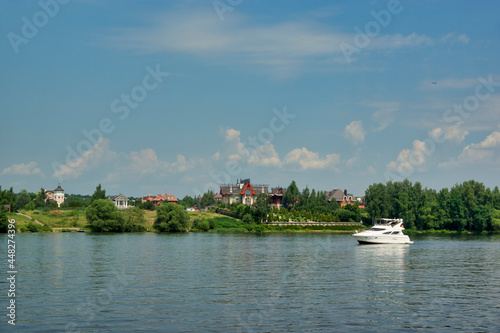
[352,218,413,244]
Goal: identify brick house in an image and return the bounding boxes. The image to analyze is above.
[142,193,178,207]
[220,179,268,206]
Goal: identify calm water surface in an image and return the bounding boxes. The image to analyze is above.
[1,233,499,332]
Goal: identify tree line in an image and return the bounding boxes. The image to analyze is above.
[365,179,500,232]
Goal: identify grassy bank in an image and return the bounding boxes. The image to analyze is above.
[191,214,365,233]
[9,210,367,233]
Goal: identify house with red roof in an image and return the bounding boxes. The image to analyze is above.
[219,178,268,206]
[142,193,178,207]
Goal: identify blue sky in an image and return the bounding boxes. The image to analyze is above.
[1,0,499,198]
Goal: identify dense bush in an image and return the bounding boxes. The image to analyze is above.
[154,203,189,232]
[86,199,125,232]
[193,220,210,231]
[0,207,8,233]
[26,221,39,232]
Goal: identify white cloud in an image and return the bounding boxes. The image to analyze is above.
[248,142,282,167]
[284,147,340,170]
[225,128,241,142]
[343,120,365,145]
[2,161,43,176]
[106,10,467,74]
[125,149,198,175]
[52,139,117,180]
[428,126,469,144]
[386,140,430,174]
[439,130,500,169]
[365,102,399,132]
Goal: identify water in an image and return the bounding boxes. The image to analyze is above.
[1,233,499,332]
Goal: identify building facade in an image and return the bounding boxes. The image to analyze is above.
[325,188,355,207]
[220,179,269,206]
[108,194,129,210]
[45,184,65,208]
[269,187,286,209]
[142,193,178,207]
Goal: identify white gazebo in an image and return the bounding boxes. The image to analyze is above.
[108,194,129,210]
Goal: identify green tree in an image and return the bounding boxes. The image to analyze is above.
[200,191,215,208]
[86,199,124,232]
[283,180,299,209]
[300,186,310,207]
[448,190,467,232]
[122,207,147,231]
[0,206,9,233]
[252,193,270,223]
[344,202,361,222]
[91,184,107,203]
[154,202,189,232]
[179,195,194,208]
[242,213,254,224]
[69,200,83,209]
[142,200,155,210]
[48,201,59,210]
[15,189,31,211]
[34,188,47,208]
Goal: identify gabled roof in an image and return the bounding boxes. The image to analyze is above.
[326,189,345,202]
[271,187,286,195]
[240,182,257,196]
[143,193,178,202]
[116,193,128,200]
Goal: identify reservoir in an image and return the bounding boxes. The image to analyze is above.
[1,233,499,332]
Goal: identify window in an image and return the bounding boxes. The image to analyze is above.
[370,228,386,231]
[391,231,400,235]
[383,231,392,234]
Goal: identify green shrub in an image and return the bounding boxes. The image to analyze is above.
[198,220,210,231]
[242,214,254,224]
[26,222,39,232]
[154,203,189,232]
[41,224,53,232]
[86,199,125,232]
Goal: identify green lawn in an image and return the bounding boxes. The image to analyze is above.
[18,209,87,229]
[7,213,32,229]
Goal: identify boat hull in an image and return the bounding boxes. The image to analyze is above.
[352,235,413,244]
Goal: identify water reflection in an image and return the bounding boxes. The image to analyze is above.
[352,244,411,321]
[3,233,499,332]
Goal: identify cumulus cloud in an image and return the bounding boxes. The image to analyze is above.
[125,149,198,175]
[52,139,117,180]
[343,120,365,145]
[428,126,469,144]
[386,140,431,174]
[2,161,43,176]
[439,130,500,169]
[284,147,340,170]
[225,128,241,142]
[248,142,282,167]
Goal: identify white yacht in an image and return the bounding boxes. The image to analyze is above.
[352,218,413,244]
